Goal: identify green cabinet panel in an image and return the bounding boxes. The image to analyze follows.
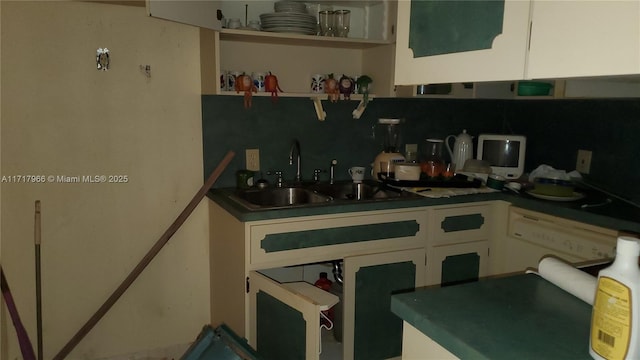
[409,0,505,57]
[441,213,485,233]
[256,291,306,360]
[354,261,417,360]
[441,252,480,286]
[261,220,420,253]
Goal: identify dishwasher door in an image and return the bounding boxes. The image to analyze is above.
[504,208,617,273]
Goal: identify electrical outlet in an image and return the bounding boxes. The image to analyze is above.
[576,149,592,174]
[246,149,260,171]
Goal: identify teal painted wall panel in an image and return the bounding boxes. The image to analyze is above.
[441,213,485,233]
[354,261,416,360]
[409,0,505,57]
[256,291,306,360]
[441,252,481,286]
[203,96,640,203]
[261,220,420,252]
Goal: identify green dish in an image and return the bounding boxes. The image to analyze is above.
[518,81,553,96]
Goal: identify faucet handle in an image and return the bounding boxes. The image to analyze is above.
[313,169,326,182]
[330,159,338,184]
[267,170,284,187]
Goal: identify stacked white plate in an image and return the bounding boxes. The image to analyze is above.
[261,1,317,35]
[274,1,307,13]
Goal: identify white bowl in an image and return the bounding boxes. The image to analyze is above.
[395,163,421,181]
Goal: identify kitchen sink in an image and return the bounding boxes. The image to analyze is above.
[229,180,420,210]
[233,187,332,209]
[307,180,406,200]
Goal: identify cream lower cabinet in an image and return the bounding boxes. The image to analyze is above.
[425,204,493,286]
[210,201,427,360]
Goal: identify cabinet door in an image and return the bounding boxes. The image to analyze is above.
[146,0,222,30]
[248,271,339,360]
[527,0,640,79]
[427,241,489,286]
[343,249,426,360]
[394,0,531,85]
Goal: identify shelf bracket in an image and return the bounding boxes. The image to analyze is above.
[352,97,372,119]
[311,96,326,121]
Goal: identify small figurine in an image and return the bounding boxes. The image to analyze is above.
[264,71,283,103]
[235,73,257,108]
[338,74,355,100]
[356,75,373,105]
[311,74,325,94]
[324,73,340,103]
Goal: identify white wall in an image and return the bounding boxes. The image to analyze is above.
[1,1,209,358]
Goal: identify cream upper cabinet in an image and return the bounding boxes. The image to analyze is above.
[526,0,640,79]
[394,0,531,85]
[146,0,222,30]
[395,0,640,86]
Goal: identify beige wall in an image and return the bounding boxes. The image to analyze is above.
[1,1,209,358]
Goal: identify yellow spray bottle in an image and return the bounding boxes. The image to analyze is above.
[590,236,640,360]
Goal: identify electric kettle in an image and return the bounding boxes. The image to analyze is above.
[446,129,473,172]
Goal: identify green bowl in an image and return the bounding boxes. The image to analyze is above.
[518,81,553,96]
[533,177,574,197]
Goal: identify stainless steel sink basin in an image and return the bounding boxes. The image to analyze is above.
[231,187,332,209]
[307,180,404,200]
[229,180,421,210]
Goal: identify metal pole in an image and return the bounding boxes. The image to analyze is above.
[53,151,234,360]
[35,200,43,360]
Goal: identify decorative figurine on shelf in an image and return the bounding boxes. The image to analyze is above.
[338,74,355,100]
[356,75,373,105]
[324,73,340,103]
[264,71,283,103]
[235,73,257,108]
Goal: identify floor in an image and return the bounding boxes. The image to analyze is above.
[97,343,190,360]
[320,327,342,360]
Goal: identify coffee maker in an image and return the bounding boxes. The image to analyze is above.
[372,118,406,180]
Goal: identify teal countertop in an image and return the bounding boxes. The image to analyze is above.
[207,186,640,233]
[391,274,592,359]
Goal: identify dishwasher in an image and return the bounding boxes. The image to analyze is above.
[504,207,618,273]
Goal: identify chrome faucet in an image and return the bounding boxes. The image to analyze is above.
[289,139,302,182]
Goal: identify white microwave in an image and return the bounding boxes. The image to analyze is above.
[477,134,526,179]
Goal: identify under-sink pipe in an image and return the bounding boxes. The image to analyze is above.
[332,261,343,284]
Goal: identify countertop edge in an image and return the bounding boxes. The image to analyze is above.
[207,188,640,232]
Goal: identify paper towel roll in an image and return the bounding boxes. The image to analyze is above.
[529,257,598,305]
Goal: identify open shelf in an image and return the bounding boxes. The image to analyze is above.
[219,28,393,49]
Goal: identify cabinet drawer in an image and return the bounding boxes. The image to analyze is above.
[249,210,426,268]
[429,205,491,245]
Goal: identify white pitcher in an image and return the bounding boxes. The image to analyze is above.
[445,129,473,171]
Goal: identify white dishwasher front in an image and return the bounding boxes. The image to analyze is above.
[504,207,617,273]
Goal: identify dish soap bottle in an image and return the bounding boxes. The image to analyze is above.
[590,236,640,360]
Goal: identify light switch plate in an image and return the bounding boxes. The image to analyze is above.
[576,149,592,174]
[246,149,260,171]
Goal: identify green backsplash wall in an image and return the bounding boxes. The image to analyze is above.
[202,96,640,203]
